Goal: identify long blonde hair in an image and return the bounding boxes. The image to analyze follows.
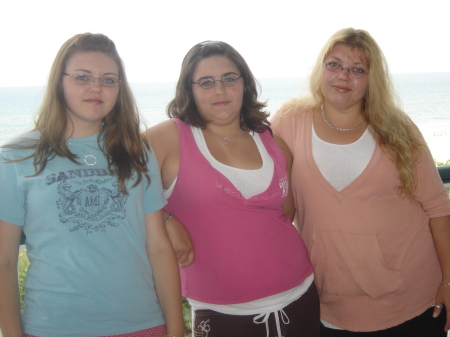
[3,33,149,194]
[281,28,424,199]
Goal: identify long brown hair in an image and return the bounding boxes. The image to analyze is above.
[2,33,149,194]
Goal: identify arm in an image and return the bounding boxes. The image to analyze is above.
[429,215,450,331]
[273,134,296,223]
[0,220,23,337]
[145,120,180,190]
[413,145,450,330]
[163,210,194,268]
[145,210,184,337]
[146,121,195,267]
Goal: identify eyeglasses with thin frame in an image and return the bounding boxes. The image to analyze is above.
[192,75,242,89]
[63,73,121,87]
[323,62,368,78]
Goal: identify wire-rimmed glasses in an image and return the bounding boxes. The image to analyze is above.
[323,62,368,78]
[192,75,242,89]
[63,73,121,87]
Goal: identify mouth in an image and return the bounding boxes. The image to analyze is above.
[85,98,103,105]
[213,101,230,107]
[332,86,351,93]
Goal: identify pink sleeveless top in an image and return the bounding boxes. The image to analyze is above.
[165,118,312,304]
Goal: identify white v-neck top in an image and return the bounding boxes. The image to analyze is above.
[312,126,376,191]
[164,126,274,199]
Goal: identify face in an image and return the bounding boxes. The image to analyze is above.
[62,52,120,135]
[321,44,369,110]
[191,56,244,126]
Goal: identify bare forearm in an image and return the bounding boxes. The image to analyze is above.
[163,210,194,268]
[0,221,23,336]
[149,247,184,337]
[0,264,23,337]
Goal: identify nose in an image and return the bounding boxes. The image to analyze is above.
[337,67,351,79]
[90,78,103,91]
[213,80,226,94]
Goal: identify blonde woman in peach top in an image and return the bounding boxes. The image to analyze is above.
[272,28,450,336]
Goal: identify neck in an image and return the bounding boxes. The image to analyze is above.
[205,122,247,145]
[322,102,364,117]
[321,105,365,132]
[322,103,365,126]
[66,123,102,138]
[206,121,245,136]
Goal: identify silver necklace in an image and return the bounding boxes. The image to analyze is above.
[67,140,98,166]
[207,128,243,144]
[321,105,366,132]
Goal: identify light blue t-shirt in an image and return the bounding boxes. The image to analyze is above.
[0,133,167,337]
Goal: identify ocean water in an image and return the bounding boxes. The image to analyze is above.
[1,73,449,158]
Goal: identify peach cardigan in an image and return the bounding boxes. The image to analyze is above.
[272,107,450,331]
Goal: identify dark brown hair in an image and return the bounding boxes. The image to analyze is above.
[167,40,270,133]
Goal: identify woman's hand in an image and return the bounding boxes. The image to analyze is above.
[433,284,450,331]
[429,215,450,331]
[165,213,194,268]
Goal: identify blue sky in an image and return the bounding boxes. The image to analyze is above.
[1,0,448,87]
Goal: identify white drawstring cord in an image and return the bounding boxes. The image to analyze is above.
[253,312,270,337]
[274,309,290,337]
[253,309,289,337]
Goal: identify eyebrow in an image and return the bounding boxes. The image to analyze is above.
[196,72,239,80]
[73,69,119,77]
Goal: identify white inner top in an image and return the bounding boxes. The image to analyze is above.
[164,126,274,199]
[312,125,376,191]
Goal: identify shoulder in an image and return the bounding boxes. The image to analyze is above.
[271,101,313,141]
[2,131,39,147]
[271,99,311,129]
[146,120,180,151]
[1,132,39,161]
[259,130,292,161]
[145,120,180,169]
[272,133,287,148]
[146,120,178,142]
[272,133,292,160]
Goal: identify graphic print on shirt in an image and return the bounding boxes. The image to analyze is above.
[279,175,289,198]
[194,319,210,337]
[48,169,127,234]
